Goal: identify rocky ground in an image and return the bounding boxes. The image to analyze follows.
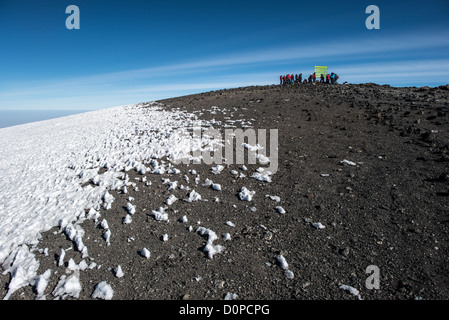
[1,82,449,301]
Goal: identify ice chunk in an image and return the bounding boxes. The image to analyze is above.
[339,285,362,300]
[238,187,255,201]
[34,269,52,300]
[224,292,238,300]
[64,223,86,254]
[168,168,181,174]
[202,178,213,186]
[226,221,235,227]
[251,171,272,183]
[197,227,225,259]
[100,219,109,230]
[102,191,115,210]
[126,203,136,215]
[285,269,295,279]
[341,159,356,166]
[114,265,124,278]
[122,214,132,224]
[103,229,111,245]
[184,190,202,202]
[2,245,40,300]
[277,255,289,270]
[168,181,178,190]
[265,195,281,202]
[166,194,178,205]
[211,165,224,175]
[277,255,295,279]
[139,248,151,258]
[242,143,262,151]
[52,272,82,300]
[92,281,114,300]
[312,222,325,229]
[275,206,286,214]
[149,207,169,222]
[257,154,270,164]
[58,248,66,267]
[0,103,217,290]
[86,208,100,221]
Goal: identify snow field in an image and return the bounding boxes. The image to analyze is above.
[0,103,296,300]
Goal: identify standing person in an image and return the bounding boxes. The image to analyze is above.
[299,73,302,83]
[308,74,312,83]
[320,74,324,83]
[312,72,316,83]
[287,74,291,84]
[330,72,335,84]
[326,73,330,84]
[335,73,339,84]
[280,75,283,85]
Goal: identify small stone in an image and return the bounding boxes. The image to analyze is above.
[339,247,350,257]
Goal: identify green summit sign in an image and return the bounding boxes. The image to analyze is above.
[314,66,328,77]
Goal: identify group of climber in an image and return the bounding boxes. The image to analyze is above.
[280,72,339,85]
[280,73,303,85]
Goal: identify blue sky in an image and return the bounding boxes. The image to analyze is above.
[0,0,448,111]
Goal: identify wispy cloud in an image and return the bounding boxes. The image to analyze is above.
[1,29,448,110]
[334,58,449,84]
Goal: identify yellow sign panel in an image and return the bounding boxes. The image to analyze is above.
[314,66,328,77]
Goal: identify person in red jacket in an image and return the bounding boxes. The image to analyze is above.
[287,74,291,84]
[312,72,316,83]
[326,73,331,84]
